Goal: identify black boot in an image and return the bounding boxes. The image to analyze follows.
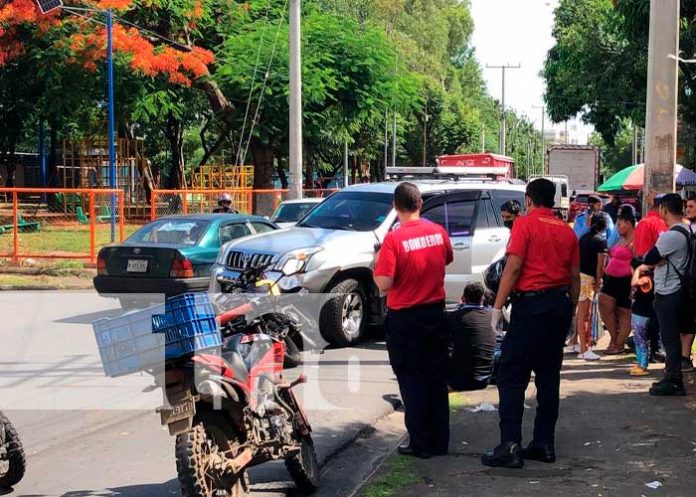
[521,443,556,463]
[481,442,524,468]
[649,378,685,396]
[397,442,432,459]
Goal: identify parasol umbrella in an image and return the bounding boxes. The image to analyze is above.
[597,164,692,192]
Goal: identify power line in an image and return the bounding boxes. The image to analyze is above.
[486,63,521,155]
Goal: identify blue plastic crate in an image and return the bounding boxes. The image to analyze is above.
[93,294,220,378]
[92,305,166,378]
[165,293,215,319]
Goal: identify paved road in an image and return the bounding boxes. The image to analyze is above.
[0,291,399,496]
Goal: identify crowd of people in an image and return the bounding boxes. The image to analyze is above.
[373,179,695,469]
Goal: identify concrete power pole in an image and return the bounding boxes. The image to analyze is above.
[288,0,303,199]
[632,124,639,165]
[533,105,546,174]
[392,113,397,169]
[644,0,680,209]
[487,63,520,155]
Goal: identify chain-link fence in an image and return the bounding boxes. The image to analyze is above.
[0,188,127,263]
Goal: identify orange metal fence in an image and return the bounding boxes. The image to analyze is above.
[150,188,339,220]
[0,188,126,263]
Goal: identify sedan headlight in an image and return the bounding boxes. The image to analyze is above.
[275,247,324,273]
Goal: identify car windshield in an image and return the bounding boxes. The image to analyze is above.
[272,202,320,223]
[298,191,393,231]
[127,219,210,246]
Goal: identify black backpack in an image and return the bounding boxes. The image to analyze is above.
[667,225,696,301]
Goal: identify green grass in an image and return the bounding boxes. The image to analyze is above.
[361,456,419,497]
[449,392,471,412]
[0,274,93,289]
[0,224,140,256]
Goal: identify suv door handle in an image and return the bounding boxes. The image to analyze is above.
[488,235,501,243]
[453,243,470,250]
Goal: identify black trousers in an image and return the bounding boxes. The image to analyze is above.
[497,289,573,446]
[654,290,686,381]
[386,302,450,454]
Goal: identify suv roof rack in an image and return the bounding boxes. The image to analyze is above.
[385,166,525,184]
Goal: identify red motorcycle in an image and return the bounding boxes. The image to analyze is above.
[155,267,319,497]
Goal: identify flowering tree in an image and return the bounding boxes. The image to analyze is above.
[0,0,233,187]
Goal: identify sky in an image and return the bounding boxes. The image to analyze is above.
[469,0,594,144]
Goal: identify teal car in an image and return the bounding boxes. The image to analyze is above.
[94,214,277,304]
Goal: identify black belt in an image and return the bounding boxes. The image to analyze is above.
[513,286,569,300]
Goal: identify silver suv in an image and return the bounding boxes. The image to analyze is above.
[210,179,526,346]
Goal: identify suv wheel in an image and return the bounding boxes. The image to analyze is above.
[320,278,366,347]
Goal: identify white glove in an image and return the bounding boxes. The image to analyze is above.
[491,308,505,335]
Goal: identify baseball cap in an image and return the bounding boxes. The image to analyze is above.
[588,195,602,204]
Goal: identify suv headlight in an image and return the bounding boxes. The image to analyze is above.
[275,247,323,273]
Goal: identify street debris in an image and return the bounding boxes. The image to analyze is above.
[645,481,663,489]
[466,402,497,413]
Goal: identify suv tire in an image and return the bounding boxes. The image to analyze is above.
[320,278,366,347]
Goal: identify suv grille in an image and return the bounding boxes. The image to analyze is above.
[226,251,275,270]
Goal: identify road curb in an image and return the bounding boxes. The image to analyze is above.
[0,285,92,291]
[317,408,406,497]
[316,396,402,468]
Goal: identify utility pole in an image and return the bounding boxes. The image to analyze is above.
[384,109,389,173]
[565,120,569,144]
[632,124,639,165]
[392,113,397,169]
[486,63,521,155]
[644,0,680,209]
[533,105,546,174]
[288,0,303,199]
[422,101,429,167]
[343,140,349,188]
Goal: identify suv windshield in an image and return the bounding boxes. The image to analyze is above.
[272,202,319,223]
[298,191,393,231]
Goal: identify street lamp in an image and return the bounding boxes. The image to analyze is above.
[35,0,117,242]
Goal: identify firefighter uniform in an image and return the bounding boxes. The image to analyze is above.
[497,207,579,447]
[374,218,454,456]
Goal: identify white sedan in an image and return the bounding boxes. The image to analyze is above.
[270,197,325,228]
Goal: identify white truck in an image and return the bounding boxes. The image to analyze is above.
[546,145,600,195]
[528,174,570,219]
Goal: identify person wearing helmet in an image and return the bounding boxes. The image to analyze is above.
[214,193,237,214]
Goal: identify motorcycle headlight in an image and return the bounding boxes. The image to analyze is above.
[275,247,323,274]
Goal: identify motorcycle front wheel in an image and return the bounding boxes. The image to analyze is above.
[285,433,319,494]
[175,412,249,497]
[0,410,26,488]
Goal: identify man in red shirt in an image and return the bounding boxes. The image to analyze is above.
[635,192,668,257]
[482,179,580,469]
[374,182,453,459]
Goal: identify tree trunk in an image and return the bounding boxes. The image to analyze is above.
[5,151,16,188]
[277,158,289,189]
[165,113,186,189]
[197,80,234,120]
[249,137,275,216]
[305,160,314,189]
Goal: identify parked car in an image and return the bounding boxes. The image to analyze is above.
[270,197,324,228]
[94,214,278,307]
[211,174,526,347]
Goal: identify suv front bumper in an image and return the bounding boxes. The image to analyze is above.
[208,264,337,294]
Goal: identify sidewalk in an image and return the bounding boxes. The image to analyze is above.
[359,353,696,497]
